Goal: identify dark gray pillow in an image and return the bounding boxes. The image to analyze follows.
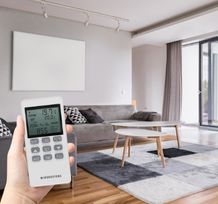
[130,111,156,121]
[80,109,104,124]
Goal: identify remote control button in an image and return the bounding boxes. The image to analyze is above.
[55,153,64,159]
[43,154,52,160]
[53,136,62,142]
[31,147,40,153]
[30,139,39,145]
[54,144,63,151]
[43,146,51,152]
[32,155,41,162]
[42,137,50,143]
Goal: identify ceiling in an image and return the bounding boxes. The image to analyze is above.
[1,0,218,46]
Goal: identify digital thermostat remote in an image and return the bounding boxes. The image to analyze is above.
[21,97,71,187]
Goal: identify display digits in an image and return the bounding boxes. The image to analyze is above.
[25,105,62,137]
[36,127,48,135]
[42,108,55,120]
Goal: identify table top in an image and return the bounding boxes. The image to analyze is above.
[115,128,168,138]
[111,121,181,128]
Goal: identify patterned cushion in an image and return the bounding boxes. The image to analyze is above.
[0,118,12,138]
[64,107,87,124]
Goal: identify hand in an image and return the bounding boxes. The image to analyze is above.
[1,116,75,204]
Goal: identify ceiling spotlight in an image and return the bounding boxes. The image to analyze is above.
[41,0,48,18]
[84,13,90,27]
[116,19,120,32]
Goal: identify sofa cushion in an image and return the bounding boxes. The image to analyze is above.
[64,107,87,124]
[0,118,12,138]
[73,123,114,144]
[80,109,104,124]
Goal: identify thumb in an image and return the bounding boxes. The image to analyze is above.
[9,115,25,154]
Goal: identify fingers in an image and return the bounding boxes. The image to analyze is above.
[64,113,67,119]
[66,125,73,134]
[65,113,73,134]
[9,115,25,154]
[68,143,75,153]
[69,156,74,166]
[68,143,75,166]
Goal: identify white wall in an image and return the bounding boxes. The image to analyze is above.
[132,44,166,114]
[0,7,132,120]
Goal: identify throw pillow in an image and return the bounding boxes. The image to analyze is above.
[80,108,104,124]
[65,117,73,125]
[64,106,87,124]
[0,118,16,133]
[0,118,13,138]
[130,111,156,121]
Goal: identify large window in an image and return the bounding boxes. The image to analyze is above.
[200,38,218,128]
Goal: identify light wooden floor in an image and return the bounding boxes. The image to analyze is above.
[41,167,218,204]
[41,168,144,204]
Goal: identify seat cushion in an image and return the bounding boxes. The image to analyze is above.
[73,123,114,144]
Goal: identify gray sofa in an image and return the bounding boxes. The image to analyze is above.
[66,105,161,148]
[0,124,77,190]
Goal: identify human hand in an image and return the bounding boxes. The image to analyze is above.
[1,116,75,204]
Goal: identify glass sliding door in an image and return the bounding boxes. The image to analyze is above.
[200,38,218,127]
[181,44,199,125]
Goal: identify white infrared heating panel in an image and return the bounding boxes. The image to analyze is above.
[13,31,85,91]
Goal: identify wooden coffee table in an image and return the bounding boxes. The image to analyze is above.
[115,128,168,167]
[111,121,181,153]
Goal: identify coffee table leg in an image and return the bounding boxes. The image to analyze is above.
[175,125,181,148]
[112,134,119,154]
[155,138,160,157]
[128,138,132,157]
[121,137,129,167]
[157,137,166,168]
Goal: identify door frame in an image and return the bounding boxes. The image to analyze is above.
[199,36,218,128]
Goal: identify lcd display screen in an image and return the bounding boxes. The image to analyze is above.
[25,104,63,138]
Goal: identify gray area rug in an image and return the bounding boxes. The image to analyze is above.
[78,141,218,204]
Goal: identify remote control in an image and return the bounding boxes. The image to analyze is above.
[21,96,71,187]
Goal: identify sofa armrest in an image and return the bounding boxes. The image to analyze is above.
[7,122,17,134]
[130,111,161,121]
[67,132,77,176]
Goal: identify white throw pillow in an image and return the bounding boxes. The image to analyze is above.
[64,106,87,124]
[0,119,12,138]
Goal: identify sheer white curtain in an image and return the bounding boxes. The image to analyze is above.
[162,41,182,121]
